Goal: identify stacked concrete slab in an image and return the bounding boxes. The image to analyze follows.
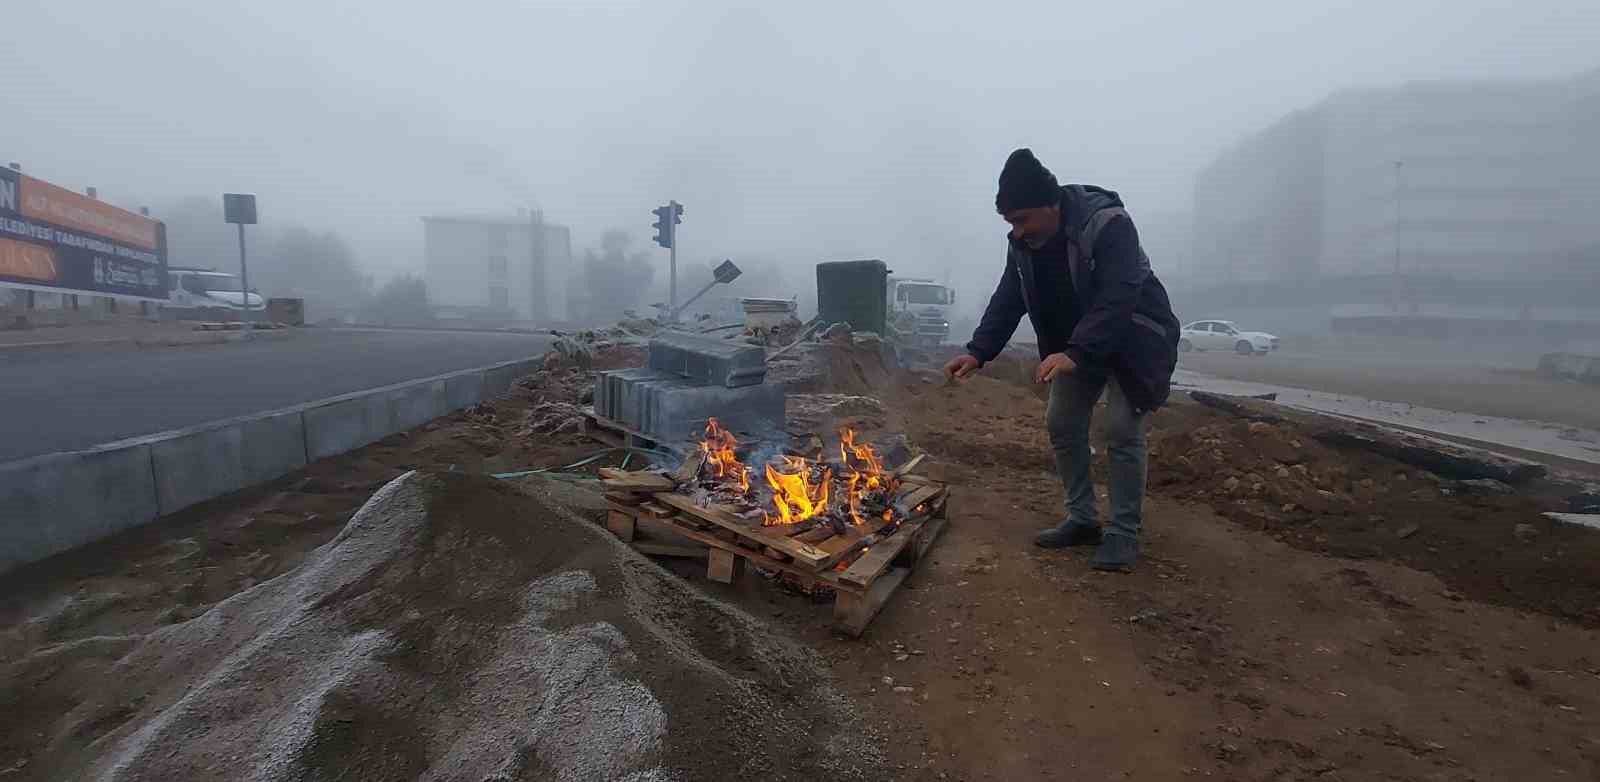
[595,332,784,440]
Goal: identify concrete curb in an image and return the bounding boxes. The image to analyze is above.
[0,354,544,574]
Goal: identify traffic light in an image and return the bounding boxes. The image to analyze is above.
[652,204,674,248]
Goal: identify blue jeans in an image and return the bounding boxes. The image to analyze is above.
[1045,371,1149,540]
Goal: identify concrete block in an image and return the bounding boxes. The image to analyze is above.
[647,381,786,440]
[239,408,309,485]
[483,358,542,398]
[389,379,449,432]
[647,332,767,387]
[0,444,160,573]
[151,424,246,514]
[443,371,485,410]
[303,392,394,461]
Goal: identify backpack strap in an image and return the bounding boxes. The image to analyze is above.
[1076,206,1129,268]
[1066,205,1129,297]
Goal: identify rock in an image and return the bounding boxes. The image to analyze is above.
[1245,473,1264,485]
[1247,421,1272,435]
[892,686,914,694]
[881,675,894,685]
[1275,467,1291,479]
[1513,523,1539,543]
[1222,477,1242,493]
[1396,523,1421,539]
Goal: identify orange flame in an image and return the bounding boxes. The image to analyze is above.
[701,417,749,493]
[839,428,897,525]
[764,458,831,525]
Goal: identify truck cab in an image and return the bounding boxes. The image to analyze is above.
[886,276,954,347]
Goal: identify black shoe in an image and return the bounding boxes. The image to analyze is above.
[1033,522,1103,549]
[1090,535,1138,572]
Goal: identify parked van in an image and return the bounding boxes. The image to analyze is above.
[166,267,265,311]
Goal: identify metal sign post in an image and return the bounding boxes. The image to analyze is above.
[667,259,741,322]
[222,193,258,329]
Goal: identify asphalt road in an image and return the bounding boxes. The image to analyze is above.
[0,329,552,461]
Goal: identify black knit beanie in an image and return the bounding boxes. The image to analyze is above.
[995,148,1060,213]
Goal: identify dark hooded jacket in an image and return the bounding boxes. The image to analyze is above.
[965,184,1180,412]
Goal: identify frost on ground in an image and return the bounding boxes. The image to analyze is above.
[38,471,884,782]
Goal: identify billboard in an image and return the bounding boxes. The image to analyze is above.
[0,167,168,301]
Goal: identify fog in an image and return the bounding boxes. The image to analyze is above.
[6,0,1599,326]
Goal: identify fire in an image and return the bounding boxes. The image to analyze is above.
[701,417,750,493]
[696,419,901,529]
[764,458,831,525]
[839,428,897,525]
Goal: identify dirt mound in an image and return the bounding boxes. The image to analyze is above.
[768,338,901,396]
[29,473,885,781]
[1147,407,1600,624]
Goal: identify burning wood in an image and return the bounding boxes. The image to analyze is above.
[596,423,951,634]
[692,419,903,533]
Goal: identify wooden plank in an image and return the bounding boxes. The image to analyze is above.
[831,547,871,572]
[606,510,636,542]
[637,501,675,519]
[604,492,644,506]
[795,525,838,545]
[895,484,945,515]
[599,471,676,492]
[657,518,861,595]
[839,518,925,587]
[775,518,823,538]
[707,548,739,583]
[634,516,702,546]
[904,514,948,566]
[633,541,708,559]
[892,454,927,477]
[834,566,911,637]
[652,492,830,569]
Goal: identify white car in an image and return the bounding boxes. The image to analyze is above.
[1179,320,1279,355]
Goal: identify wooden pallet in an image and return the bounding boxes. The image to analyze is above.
[581,410,665,452]
[599,465,949,636]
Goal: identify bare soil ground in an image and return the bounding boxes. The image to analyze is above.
[4,343,1599,780]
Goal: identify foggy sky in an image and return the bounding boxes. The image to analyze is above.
[6,0,1599,314]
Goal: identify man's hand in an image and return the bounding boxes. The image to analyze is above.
[943,354,981,381]
[1034,352,1077,383]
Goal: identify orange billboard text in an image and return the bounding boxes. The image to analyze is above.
[19,176,158,251]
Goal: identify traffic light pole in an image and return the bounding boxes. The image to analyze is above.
[669,238,677,319]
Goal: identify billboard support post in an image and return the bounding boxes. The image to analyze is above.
[222,193,258,330]
[236,223,250,330]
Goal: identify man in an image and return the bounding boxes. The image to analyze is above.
[943,149,1179,572]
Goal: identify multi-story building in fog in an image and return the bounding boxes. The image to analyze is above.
[422,210,571,322]
[1194,69,1600,286]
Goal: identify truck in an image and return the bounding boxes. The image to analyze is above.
[885,275,955,347]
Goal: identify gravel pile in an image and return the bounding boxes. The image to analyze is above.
[47,472,887,781]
